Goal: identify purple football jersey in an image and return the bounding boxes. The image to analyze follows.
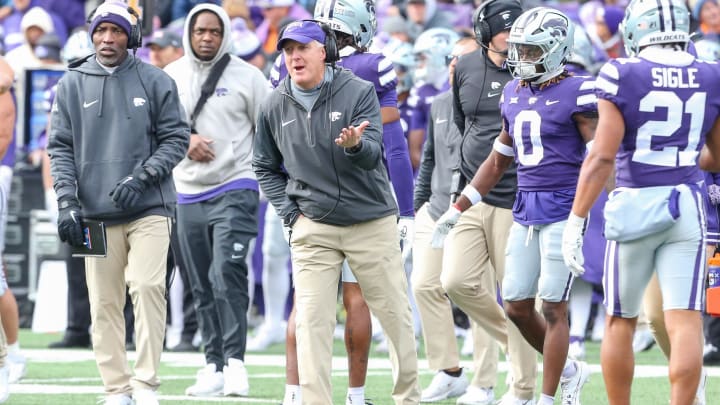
[408,81,449,132]
[270,49,399,107]
[595,49,720,188]
[501,75,597,191]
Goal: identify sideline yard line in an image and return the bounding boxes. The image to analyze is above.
[17,365,720,386]
[21,370,437,385]
[19,349,720,379]
[11,385,281,403]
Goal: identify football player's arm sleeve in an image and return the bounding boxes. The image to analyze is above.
[383,118,415,216]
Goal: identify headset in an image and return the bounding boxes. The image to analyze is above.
[473,0,521,46]
[86,3,143,51]
[279,20,339,65]
[318,21,339,65]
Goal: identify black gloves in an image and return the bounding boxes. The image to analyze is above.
[109,166,154,209]
[57,197,85,247]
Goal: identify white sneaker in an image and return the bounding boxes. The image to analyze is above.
[455,385,494,405]
[185,363,224,397]
[497,392,536,405]
[103,394,133,405]
[223,358,249,396]
[133,388,159,405]
[461,330,473,357]
[346,393,370,405]
[247,323,286,351]
[0,366,8,403]
[7,352,25,383]
[632,329,655,353]
[283,387,301,405]
[568,341,585,361]
[695,367,707,405]
[421,369,469,402]
[560,360,590,405]
[375,336,389,354]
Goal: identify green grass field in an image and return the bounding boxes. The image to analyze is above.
[9,329,720,404]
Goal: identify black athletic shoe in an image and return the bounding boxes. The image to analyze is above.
[48,335,91,349]
[704,345,720,365]
[169,340,199,352]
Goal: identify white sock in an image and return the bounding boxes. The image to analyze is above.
[562,359,577,379]
[538,393,555,405]
[283,385,301,405]
[568,279,593,338]
[7,342,19,355]
[347,386,365,404]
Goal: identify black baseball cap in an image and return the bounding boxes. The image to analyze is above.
[147,29,182,49]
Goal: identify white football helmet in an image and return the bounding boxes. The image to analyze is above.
[506,7,574,82]
[620,0,690,57]
[567,23,596,73]
[314,0,377,49]
[412,27,459,87]
[62,29,94,64]
[383,39,415,93]
[694,38,720,61]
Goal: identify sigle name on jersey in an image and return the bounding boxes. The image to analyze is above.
[651,67,699,89]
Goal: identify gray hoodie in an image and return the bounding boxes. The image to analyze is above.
[165,4,270,195]
[253,67,398,227]
[48,53,190,223]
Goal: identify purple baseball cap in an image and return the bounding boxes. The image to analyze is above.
[276,20,325,51]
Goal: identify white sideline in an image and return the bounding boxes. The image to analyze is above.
[10,348,720,400]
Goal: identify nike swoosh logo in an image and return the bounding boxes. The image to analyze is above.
[83,100,99,108]
[282,119,296,127]
[487,91,501,98]
[435,118,447,124]
[546,100,560,105]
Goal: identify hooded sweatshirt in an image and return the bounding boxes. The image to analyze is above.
[253,68,398,227]
[3,0,67,53]
[48,53,190,223]
[164,3,271,199]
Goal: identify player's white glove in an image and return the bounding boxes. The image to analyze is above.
[398,216,415,264]
[562,212,588,276]
[709,184,720,205]
[431,206,462,248]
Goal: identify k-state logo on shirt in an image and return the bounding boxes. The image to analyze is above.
[215,88,229,97]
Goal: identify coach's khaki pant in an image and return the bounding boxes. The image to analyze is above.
[85,215,169,395]
[411,204,498,388]
[291,215,420,405]
[441,202,537,400]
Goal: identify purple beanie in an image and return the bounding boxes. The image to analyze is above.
[600,6,624,36]
[88,1,134,38]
